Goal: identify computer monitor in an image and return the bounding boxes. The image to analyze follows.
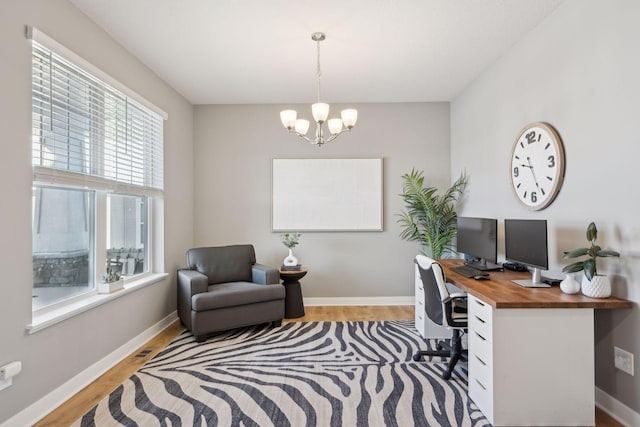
[456,217,500,271]
[504,219,549,287]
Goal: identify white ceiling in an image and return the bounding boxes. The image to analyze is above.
[70,0,564,105]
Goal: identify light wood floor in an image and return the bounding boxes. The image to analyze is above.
[36,305,622,426]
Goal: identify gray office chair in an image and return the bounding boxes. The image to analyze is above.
[412,255,468,380]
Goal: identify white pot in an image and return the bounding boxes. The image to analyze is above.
[98,278,124,294]
[283,248,298,267]
[581,275,611,298]
[559,274,581,294]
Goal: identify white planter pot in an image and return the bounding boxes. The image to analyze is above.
[581,275,611,298]
[98,278,124,294]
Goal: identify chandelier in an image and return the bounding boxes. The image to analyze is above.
[279,32,358,147]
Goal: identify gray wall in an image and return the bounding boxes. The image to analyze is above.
[194,103,450,299]
[0,0,194,423]
[451,0,640,412]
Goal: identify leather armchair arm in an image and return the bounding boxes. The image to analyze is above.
[177,269,209,296]
[177,269,208,329]
[252,263,280,285]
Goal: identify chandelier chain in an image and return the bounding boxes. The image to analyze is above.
[316,38,322,103]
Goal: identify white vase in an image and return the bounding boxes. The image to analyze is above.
[559,274,581,294]
[283,248,298,267]
[581,275,611,298]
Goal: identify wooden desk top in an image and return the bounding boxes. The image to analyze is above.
[440,259,633,309]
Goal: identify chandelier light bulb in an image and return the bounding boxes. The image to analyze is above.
[341,109,358,129]
[294,119,310,135]
[280,110,297,130]
[311,103,330,123]
[328,118,343,135]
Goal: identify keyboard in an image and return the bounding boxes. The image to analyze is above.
[450,265,488,278]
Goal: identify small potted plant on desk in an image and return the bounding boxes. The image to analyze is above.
[99,258,124,294]
[562,222,620,298]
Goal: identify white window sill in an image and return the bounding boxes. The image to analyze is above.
[27,273,168,334]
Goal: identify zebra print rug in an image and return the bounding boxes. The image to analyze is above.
[74,320,489,426]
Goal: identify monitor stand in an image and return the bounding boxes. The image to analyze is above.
[466,260,502,271]
[512,267,550,288]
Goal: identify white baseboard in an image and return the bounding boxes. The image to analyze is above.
[3,311,178,427]
[304,296,414,306]
[596,386,640,427]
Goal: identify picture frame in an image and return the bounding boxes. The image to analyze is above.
[272,158,383,231]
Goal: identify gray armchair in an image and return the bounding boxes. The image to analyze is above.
[177,245,285,342]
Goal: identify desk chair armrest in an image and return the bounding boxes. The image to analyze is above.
[252,263,280,285]
[443,293,467,304]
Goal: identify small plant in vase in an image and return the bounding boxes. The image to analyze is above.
[281,233,301,269]
[562,222,620,298]
[99,258,123,293]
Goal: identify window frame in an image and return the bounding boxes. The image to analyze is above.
[28,27,167,324]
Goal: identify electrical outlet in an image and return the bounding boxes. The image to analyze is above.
[614,346,634,376]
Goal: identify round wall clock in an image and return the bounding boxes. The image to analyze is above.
[510,122,565,210]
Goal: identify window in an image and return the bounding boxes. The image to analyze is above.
[30,29,165,312]
[107,193,147,277]
[32,186,94,311]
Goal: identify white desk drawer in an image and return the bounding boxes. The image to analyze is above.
[468,294,492,321]
[469,376,493,422]
[469,311,492,342]
[469,350,492,391]
[469,328,492,362]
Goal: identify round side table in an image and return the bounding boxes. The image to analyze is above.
[279,268,307,318]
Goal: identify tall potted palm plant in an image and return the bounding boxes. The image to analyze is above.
[398,169,468,259]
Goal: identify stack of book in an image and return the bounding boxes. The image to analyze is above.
[281,264,302,271]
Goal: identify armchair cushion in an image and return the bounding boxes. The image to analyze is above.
[187,245,255,284]
[192,281,284,311]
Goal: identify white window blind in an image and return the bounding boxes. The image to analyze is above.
[31,35,164,196]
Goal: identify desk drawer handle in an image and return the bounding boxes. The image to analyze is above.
[474,315,485,324]
[475,299,486,307]
[475,354,487,366]
[474,331,486,341]
[475,378,487,390]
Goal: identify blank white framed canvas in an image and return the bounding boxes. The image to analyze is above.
[272,158,383,231]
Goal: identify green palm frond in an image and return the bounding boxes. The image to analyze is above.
[397,169,468,259]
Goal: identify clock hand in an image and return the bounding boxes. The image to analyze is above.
[526,157,541,189]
